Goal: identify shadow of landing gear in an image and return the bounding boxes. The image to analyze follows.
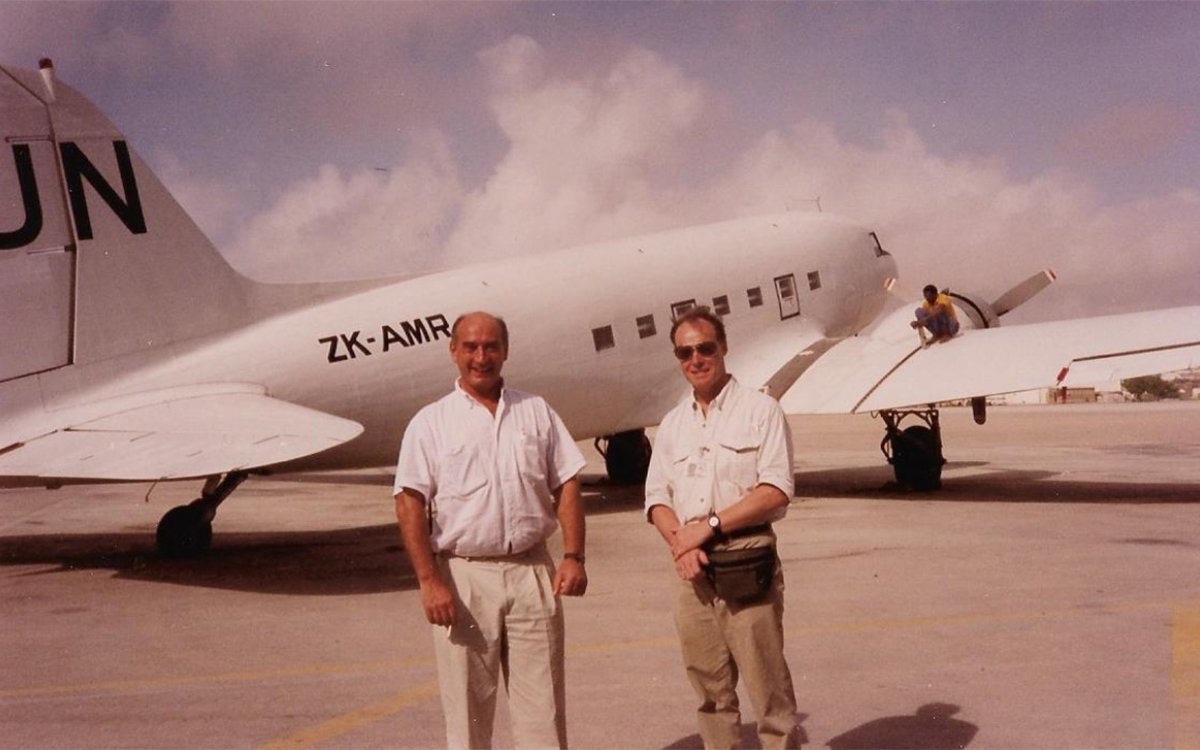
[828,702,978,750]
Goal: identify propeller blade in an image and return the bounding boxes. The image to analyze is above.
[991,268,1056,317]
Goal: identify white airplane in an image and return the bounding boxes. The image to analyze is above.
[3,61,1198,556]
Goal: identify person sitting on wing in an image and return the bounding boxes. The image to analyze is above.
[911,284,960,344]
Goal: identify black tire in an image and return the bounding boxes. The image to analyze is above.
[604,429,652,485]
[891,425,943,491]
[156,503,213,558]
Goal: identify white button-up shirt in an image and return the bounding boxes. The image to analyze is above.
[394,381,586,557]
[644,377,794,525]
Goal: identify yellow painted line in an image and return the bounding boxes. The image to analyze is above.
[0,658,416,700]
[1,598,1179,701]
[258,680,439,750]
[5,591,1192,750]
[1174,607,1200,750]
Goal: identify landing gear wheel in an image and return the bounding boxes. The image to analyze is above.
[890,425,943,491]
[879,407,945,491]
[597,429,652,485]
[156,503,213,558]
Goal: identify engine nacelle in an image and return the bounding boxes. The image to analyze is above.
[945,289,1001,330]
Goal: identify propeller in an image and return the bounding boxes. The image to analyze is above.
[991,268,1057,317]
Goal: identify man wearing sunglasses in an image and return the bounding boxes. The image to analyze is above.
[645,306,798,749]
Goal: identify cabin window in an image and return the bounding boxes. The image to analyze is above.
[808,271,822,291]
[747,287,763,308]
[636,314,657,339]
[592,325,615,352]
[670,299,696,321]
[712,295,731,316]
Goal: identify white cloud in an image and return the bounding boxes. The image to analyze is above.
[152,147,239,245]
[225,130,461,281]
[223,35,1200,320]
[440,38,706,266]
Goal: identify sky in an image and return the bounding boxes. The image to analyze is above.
[3,1,1199,323]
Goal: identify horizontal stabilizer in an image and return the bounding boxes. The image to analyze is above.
[0,387,363,480]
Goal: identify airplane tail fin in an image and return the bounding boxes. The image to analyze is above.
[1,60,259,382]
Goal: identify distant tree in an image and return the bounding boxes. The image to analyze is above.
[1121,375,1181,401]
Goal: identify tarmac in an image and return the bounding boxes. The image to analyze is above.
[2,401,1199,749]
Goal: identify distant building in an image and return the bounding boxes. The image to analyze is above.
[1049,386,1097,404]
[1165,368,1200,399]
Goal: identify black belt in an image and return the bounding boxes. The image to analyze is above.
[726,523,772,540]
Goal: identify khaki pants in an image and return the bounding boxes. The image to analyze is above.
[673,564,797,750]
[432,544,566,749]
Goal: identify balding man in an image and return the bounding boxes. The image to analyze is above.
[394,311,587,749]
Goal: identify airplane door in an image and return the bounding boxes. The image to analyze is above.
[1,73,75,382]
[774,274,800,320]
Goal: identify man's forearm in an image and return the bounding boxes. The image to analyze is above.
[554,476,586,555]
[714,483,789,532]
[395,491,441,584]
[649,504,681,545]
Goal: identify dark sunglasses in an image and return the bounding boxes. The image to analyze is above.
[673,341,720,361]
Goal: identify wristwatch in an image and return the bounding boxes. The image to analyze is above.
[707,514,727,542]
[563,552,586,565]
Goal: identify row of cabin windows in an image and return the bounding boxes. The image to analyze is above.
[591,271,822,352]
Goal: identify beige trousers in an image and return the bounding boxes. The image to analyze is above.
[673,563,797,750]
[432,544,566,749]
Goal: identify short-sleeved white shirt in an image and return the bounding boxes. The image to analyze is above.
[644,377,794,525]
[394,381,586,557]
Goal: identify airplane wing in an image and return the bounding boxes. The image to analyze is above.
[780,305,1200,414]
[0,385,363,481]
[722,320,829,397]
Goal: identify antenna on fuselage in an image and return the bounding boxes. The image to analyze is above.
[38,58,56,102]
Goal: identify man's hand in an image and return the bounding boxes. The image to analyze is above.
[670,520,713,560]
[553,557,588,596]
[673,546,709,581]
[420,576,457,627]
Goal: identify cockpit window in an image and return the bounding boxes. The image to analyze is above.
[870,232,889,257]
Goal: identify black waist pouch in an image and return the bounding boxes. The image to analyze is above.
[704,545,776,604]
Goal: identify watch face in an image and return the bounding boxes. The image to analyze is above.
[709,516,720,528]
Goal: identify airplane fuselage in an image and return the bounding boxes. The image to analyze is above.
[3,212,897,476]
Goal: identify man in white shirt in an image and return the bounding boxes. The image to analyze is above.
[645,306,798,749]
[394,311,587,749]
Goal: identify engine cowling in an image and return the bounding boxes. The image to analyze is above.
[945,290,1002,331]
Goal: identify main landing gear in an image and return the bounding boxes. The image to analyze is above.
[879,407,945,491]
[155,471,249,558]
[595,429,652,485]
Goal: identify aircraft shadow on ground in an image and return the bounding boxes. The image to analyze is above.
[4,464,1193,597]
[797,463,1200,504]
[0,523,415,596]
[0,474,637,597]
